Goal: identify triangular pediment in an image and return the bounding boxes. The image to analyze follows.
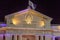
[5,8,52,21]
[5,8,53,30]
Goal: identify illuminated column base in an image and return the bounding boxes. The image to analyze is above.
[5,34,12,40]
[36,35,39,40]
[19,35,21,40]
[41,36,44,40]
[14,35,17,40]
[45,36,52,40]
[0,34,4,40]
[17,35,21,40]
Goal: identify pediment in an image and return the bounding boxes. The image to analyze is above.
[5,8,53,29]
[5,8,52,21]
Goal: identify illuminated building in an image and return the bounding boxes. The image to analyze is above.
[0,1,60,40]
[0,7,57,40]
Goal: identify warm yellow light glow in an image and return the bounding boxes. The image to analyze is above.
[57,26,60,30]
[25,14,33,24]
[39,21,45,27]
[12,18,20,25]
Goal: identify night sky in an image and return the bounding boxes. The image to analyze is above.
[0,0,59,24]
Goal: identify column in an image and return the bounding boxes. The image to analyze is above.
[41,36,43,40]
[19,35,22,40]
[0,34,3,40]
[20,35,22,40]
[38,35,45,40]
[36,35,39,40]
[52,36,55,40]
[45,36,52,40]
[5,34,12,40]
[14,35,17,40]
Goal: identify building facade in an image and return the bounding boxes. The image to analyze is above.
[0,7,60,40]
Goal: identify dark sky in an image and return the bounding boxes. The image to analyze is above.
[0,0,59,24]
